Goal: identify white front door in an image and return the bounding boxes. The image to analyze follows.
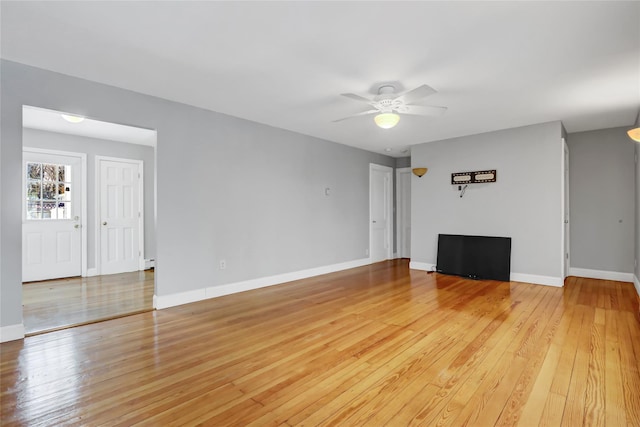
[370,164,393,262]
[395,168,411,258]
[23,150,83,282]
[99,157,142,275]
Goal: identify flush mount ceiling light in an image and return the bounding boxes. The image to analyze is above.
[374,113,400,129]
[61,114,85,124]
[627,111,640,142]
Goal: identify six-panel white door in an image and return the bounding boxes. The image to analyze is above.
[23,151,83,282]
[99,158,142,275]
[370,164,393,262]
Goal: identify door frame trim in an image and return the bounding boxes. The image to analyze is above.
[369,163,393,262]
[96,155,145,274]
[22,147,88,277]
[561,139,570,281]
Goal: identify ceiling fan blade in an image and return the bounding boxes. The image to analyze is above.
[341,93,375,104]
[332,109,379,122]
[396,84,437,104]
[400,105,447,116]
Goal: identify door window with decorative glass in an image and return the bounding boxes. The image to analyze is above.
[26,162,73,219]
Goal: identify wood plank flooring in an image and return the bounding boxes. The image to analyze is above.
[2,260,639,426]
[22,270,154,335]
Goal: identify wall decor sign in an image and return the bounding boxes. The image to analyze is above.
[451,169,497,184]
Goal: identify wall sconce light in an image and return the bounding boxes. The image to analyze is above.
[627,111,640,142]
[412,167,428,177]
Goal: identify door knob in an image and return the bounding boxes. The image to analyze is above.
[102,221,107,226]
[74,224,81,229]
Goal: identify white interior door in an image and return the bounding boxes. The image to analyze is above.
[99,158,142,275]
[370,164,393,262]
[23,150,83,282]
[395,168,411,258]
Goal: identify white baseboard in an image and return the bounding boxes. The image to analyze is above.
[155,288,206,309]
[510,273,564,287]
[409,261,436,271]
[0,323,25,343]
[634,275,639,297]
[144,259,155,270]
[569,267,634,283]
[86,268,98,277]
[409,262,562,287]
[155,257,371,310]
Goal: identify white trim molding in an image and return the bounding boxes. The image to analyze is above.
[155,257,371,310]
[144,259,155,270]
[409,262,563,287]
[634,275,639,297]
[0,324,25,343]
[510,273,564,287]
[569,267,634,283]
[155,288,205,309]
[409,261,436,271]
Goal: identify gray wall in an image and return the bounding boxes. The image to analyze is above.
[636,143,639,281]
[566,127,635,274]
[395,157,411,168]
[411,122,563,279]
[23,128,156,269]
[0,60,394,329]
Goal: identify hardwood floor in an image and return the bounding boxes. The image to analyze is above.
[2,260,639,426]
[22,270,154,335]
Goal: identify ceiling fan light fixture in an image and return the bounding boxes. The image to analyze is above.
[61,114,85,124]
[374,113,400,129]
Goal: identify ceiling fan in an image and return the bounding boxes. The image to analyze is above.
[334,84,447,129]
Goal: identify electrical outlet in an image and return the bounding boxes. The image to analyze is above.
[219,260,226,270]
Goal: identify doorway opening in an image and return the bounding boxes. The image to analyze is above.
[395,167,411,259]
[21,105,157,335]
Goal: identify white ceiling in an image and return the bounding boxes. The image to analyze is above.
[23,106,157,146]
[2,1,639,157]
